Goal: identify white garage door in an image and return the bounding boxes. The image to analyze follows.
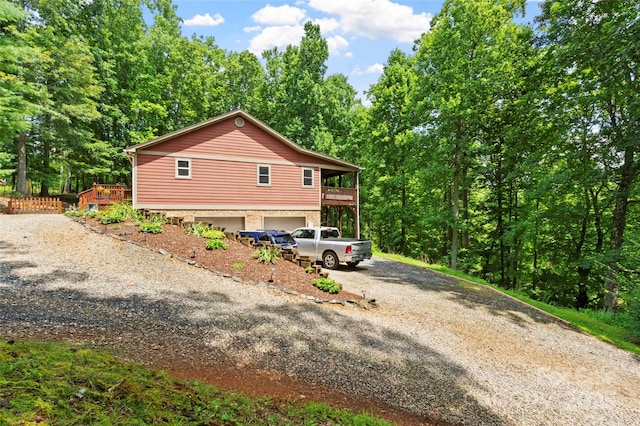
[195,216,245,232]
[263,216,306,232]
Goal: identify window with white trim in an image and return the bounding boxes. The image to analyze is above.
[302,168,314,187]
[176,158,191,179]
[257,164,271,186]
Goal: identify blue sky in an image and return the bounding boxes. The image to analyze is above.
[170,0,543,100]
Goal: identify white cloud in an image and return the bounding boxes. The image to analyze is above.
[252,4,306,25]
[344,51,353,58]
[312,17,340,33]
[248,25,306,54]
[352,63,384,76]
[308,0,431,43]
[326,35,349,55]
[183,12,225,27]
[243,25,262,33]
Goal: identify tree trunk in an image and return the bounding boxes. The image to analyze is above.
[604,152,637,311]
[16,132,28,196]
[451,142,461,270]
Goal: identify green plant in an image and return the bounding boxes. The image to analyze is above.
[98,203,143,224]
[313,277,342,294]
[139,223,163,234]
[255,246,280,264]
[149,214,169,224]
[99,213,125,224]
[232,263,245,270]
[206,239,228,250]
[202,229,226,240]
[64,207,88,217]
[0,340,392,425]
[305,266,315,273]
[186,222,211,237]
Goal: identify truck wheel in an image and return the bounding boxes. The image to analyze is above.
[322,251,339,270]
[346,261,360,268]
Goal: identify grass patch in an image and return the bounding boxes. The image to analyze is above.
[374,250,640,355]
[0,340,391,425]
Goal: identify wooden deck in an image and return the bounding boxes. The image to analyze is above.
[78,183,131,210]
[321,186,357,207]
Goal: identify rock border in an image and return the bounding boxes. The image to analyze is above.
[72,218,378,310]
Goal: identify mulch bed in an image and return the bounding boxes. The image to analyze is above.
[81,217,363,302]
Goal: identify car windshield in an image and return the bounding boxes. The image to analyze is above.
[273,234,295,244]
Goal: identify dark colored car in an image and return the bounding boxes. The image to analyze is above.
[238,229,297,249]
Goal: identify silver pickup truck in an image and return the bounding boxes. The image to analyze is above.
[290,226,372,269]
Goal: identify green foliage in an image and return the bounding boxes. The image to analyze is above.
[313,278,342,294]
[186,222,212,237]
[139,223,163,234]
[232,262,245,270]
[627,286,640,325]
[98,203,142,224]
[64,208,88,218]
[255,246,280,264]
[148,214,168,225]
[202,229,226,240]
[206,239,228,250]
[0,340,392,425]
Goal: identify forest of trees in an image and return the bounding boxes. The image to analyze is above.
[1,0,638,319]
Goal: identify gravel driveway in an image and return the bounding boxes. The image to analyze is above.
[1,215,639,425]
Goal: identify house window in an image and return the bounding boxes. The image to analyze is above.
[176,158,191,179]
[257,164,271,186]
[302,168,314,187]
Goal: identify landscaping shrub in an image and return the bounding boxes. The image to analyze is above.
[98,203,143,224]
[255,246,280,264]
[139,223,163,234]
[313,277,342,294]
[206,239,228,250]
[202,229,226,240]
[186,222,212,237]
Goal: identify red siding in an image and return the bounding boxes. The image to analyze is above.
[149,119,338,167]
[135,118,324,207]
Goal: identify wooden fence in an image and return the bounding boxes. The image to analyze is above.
[7,197,62,214]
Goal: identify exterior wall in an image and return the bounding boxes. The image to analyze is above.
[133,118,327,209]
[157,209,320,231]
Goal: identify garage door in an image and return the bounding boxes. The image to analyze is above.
[263,216,306,232]
[194,216,245,232]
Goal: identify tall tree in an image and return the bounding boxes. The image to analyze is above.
[539,0,640,311]
[413,0,528,270]
[364,49,420,255]
[18,0,102,195]
[259,21,332,151]
[0,0,41,191]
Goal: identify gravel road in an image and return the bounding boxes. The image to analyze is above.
[1,214,639,425]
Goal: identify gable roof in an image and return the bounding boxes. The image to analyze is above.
[124,109,362,174]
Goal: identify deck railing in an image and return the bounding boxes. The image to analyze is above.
[321,186,357,206]
[78,183,131,209]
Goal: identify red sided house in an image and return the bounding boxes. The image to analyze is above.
[125,110,363,235]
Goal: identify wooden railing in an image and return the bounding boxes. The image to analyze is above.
[321,186,357,207]
[8,197,62,214]
[78,183,131,209]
